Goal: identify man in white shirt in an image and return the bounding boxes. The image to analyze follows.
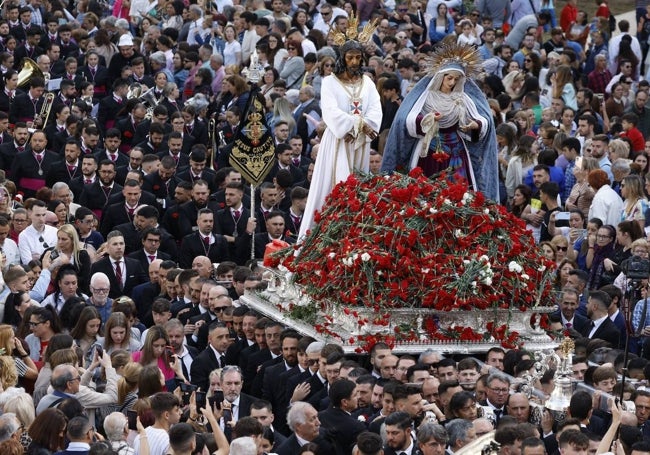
[186,5,205,46]
[18,200,57,264]
[134,392,182,455]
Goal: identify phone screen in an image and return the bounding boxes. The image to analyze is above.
[127,410,138,431]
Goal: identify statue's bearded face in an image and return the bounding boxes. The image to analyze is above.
[342,49,363,77]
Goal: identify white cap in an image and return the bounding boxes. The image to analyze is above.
[118,34,134,47]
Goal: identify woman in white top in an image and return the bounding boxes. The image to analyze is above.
[222,24,242,68]
[505,135,538,200]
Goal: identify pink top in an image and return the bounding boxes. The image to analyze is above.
[132,351,175,381]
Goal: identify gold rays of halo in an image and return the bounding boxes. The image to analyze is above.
[328,12,378,47]
[425,38,483,79]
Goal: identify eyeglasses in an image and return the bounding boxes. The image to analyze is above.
[68,376,81,383]
[28,321,43,327]
[39,236,49,248]
[213,306,230,312]
[92,287,110,293]
[524,59,532,62]
[321,11,331,16]
[324,63,333,67]
[287,47,296,50]
[471,12,480,16]
[556,246,568,251]
[12,218,27,223]
[596,234,611,239]
[489,387,509,394]
[307,358,319,365]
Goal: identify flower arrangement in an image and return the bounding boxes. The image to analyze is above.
[275,169,555,351]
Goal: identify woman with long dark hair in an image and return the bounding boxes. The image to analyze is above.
[2,291,32,328]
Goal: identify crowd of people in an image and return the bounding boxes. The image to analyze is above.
[0,0,650,454]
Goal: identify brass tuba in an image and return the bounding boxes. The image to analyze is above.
[17,58,44,89]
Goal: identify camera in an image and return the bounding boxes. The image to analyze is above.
[622,255,650,281]
[50,249,59,261]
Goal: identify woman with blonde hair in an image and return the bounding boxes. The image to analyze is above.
[271,97,297,135]
[42,224,92,293]
[550,65,577,110]
[117,362,142,413]
[620,174,648,228]
[0,324,38,384]
[551,235,570,265]
[0,355,19,393]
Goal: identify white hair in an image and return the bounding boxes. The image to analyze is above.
[90,272,110,288]
[229,437,257,455]
[104,412,128,442]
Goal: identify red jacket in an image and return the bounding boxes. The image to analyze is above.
[621,127,645,153]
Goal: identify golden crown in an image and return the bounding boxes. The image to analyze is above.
[328,12,378,47]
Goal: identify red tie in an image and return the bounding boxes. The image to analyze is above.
[115,260,123,289]
[148,255,155,262]
[34,154,42,163]
[85,179,92,184]
[67,165,75,172]
[17,146,24,152]
[110,153,117,162]
[203,235,210,246]
[233,210,241,221]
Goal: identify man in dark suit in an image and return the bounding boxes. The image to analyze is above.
[166,318,200,382]
[132,107,173,146]
[179,208,230,268]
[157,131,189,168]
[581,290,621,348]
[249,399,288,448]
[258,330,301,422]
[56,415,93,455]
[11,130,58,198]
[14,27,43,68]
[479,373,510,426]
[214,182,249,259]
[94,129,130,169]
[115,103,147,154]
[293,86,321,154]
[553,287,589,333]
[79,160,123,221]
[89,231,147,299]
[9,76,45,125]
[264,143,305,184]
[100,179,147,237]
[245,322,283,393]
[276,402,334,455]
[190,322,230,392]
[175,148,218,192]
[46,138,82,187]
[97,79,129,134]
[318,378,367,455]
[127,227,172,274]
[182,107,209,145]
[0,122,30,174]
[226,311,258,366]
[236,211,296,264]
[143,156,179,212]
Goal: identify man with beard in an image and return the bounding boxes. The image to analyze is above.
[582,289,621,347]
[11,130,58,198]
[0,119,27,172]
[298,38,381,240]
[165,318,198,382]
[173,180,219,239]
[260,330,301,427]
[383,411,418,455]
[79,160,123,220]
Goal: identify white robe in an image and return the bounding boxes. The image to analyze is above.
[298,74,382,239]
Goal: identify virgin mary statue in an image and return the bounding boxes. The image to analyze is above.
[381,42,500,202]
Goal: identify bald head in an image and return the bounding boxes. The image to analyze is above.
[192,256,213,278]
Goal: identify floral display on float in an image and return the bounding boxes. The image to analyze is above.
[272,168,555,352]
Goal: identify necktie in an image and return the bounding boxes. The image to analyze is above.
[67,165,75,173]
[85,179,92,184]
[84,148,91,154]
[494,409,502,424]
[292,214,301,227]
[102,186,111,197]
[34,154,42,163]
[127,207,134,216]
[17,146,24,152]
[115,260,123,289]
[90,67,96,77]
[219,355,225,368]
[110,153,117,162]
[293,158,300,166]
[148,255,155,262]
[233,210,241,221]
[203,235,210,246]
[566,322,572,329]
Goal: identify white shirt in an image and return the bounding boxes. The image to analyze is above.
[588,185,624,228]
[134,426,169,455]
[0,238,20,268]
[18,224,58,265]
[588,315,608,338]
